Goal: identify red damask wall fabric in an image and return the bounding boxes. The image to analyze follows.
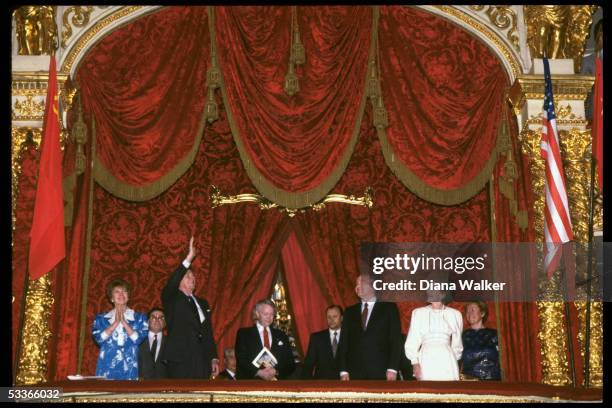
[378,6,507,190]
[76,7,210,187]
[215,6,371,193]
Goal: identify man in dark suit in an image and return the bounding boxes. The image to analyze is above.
[338,275,402,380]
[138,307,168,379]
[162,237,219,379]
[301,305,343,379]
[235,299,295,380]
[217,348,237,380]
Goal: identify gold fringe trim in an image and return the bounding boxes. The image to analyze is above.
[377,126,501,206]
[92,107,207,202]
[212,6,375,209]
[77,116,96,374]
[63,172,76,226]
[496,100,528,230]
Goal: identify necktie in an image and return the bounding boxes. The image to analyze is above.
[332,331,338,358]
[151,334,158,361]
[263,328,270,349]
[361,303,369,330]
[190,295,204,323]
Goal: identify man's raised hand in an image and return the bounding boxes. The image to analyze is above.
[187,236,196,263]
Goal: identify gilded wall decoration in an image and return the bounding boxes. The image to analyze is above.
[62,6,95,48]
[13,6,58,55]
[524,5,598,72]
[15,275,54,385]
[469,6,519,52]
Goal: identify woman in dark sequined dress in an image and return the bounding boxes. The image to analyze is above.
[460,301,501,380]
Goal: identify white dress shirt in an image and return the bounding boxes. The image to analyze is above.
[340,299,397,377]
[148,331,162,361]
[182,259,205,323]
[256,321,273,349]
[329,328,341,345]
[361,299,376,329]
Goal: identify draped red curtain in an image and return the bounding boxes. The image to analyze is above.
[293,107,493,337]
[45,5,544,384]
[215,6,371,203]
[378,6,507,198]
[281,232,329,355]
[76,6,210,189]
[492,106,542,382]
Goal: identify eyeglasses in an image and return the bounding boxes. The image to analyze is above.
[150,316,165,321]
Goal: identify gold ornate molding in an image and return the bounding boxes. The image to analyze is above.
[61,6,146,74]
[13,95,46,121]
[469,6,519,52]
[62,6,95,48]
[210,185,373,217]
[15,275,54,385]
[516,75,595,101]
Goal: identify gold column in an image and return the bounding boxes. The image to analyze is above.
[12,73,70,385]
[15,275,54,385]
[519,120,602,387]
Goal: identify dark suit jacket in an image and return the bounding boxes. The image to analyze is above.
[301,329,341,379]
[338,301,402,380]
[217,369,237,380]
[162,263,218,379]
[138,333,168,379]
[235,325,295,380]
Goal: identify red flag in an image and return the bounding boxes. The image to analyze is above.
[592,56,603,191]
[28,55,65,280]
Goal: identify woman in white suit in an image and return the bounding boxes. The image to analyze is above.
[405,290,463,380]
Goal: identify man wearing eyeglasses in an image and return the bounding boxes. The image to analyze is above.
[138,307,168,379]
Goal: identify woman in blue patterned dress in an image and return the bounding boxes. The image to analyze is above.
[460,301,501,380]
[92,279,148,379]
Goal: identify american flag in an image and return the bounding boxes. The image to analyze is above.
[540,58,573,277]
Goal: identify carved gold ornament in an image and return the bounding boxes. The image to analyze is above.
[13,96,46,121]
[13,6,58,55]
[520,125,603,387]
[524,5,598,72]
[210,185,373,217]
[62,6,95,48]
[15,275,54,385]
[469,6,519,52]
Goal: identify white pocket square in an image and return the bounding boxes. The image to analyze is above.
[278,341,283,346]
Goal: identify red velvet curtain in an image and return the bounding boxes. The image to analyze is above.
[46,6,544,384]
[293,107,493,339]
[215,6,371,194]
[281,231,329,355]
[76,7,210,187]
[378,6,507,190]
[492,106,542,382]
